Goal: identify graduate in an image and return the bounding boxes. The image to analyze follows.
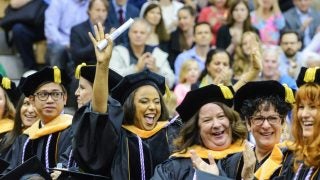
[4,66,73,173]
[72,23,181,179]
[151,84,248,179]
[0,75,18,143]
[274,67,320,179]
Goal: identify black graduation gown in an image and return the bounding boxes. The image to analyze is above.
[274,163,320,180]
[72,98,181,179]
[4,114,73,173]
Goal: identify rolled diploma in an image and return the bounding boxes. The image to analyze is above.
[96,18,134,51]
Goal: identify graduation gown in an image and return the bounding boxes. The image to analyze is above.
[4,114,73,172]
[273,163,320,180]
[151,140,245,180]
[73,99,181,179]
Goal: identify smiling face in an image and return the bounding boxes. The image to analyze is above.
[198,103,232,150]
[133,85,161,131]
[178,9,195,32]
[75,77,93,109]
[297,99,318,139]
[20,97,38,128]
[31,82,67,124]
[248,103,282,151]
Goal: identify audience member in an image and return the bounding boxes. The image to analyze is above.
[107,0,139,45]
[44,0,89,70]
[279,30,303,79]
[260,45,298,89]
[283,0,320,47]
[174,22,212,82]
[10,0,48,71]
[158,0,184,33]
[251,0,285,45]
[140,1,170,51]
[109,18,175,88]
[197,0,230,45]
[70,0,111,66]
[216,0,258,54]
[168,5,196,70]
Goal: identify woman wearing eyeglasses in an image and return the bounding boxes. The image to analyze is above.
[3,66,73,174]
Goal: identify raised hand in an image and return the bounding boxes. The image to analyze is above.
[241,141,255,180]
[190,150,219,176]
[88,22,113,66]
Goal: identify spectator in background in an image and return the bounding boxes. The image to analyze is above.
[70,0,111,66]
[283,0,320,48]
[44,0,89,70]
[107,0,139,45]
[174,22,212,82]
[158,0,184,33]
[198,0,230,46]
[109,18,175,88]
[251,0,285,45]
[10,0,48,71]
[260,45,298,89]
[174,60,200,105]
[279,30,303,79]
[168,5,196,70]
[216,0,258,55]
[140,1,170,52]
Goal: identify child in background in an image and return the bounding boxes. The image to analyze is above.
[174,60,200,105]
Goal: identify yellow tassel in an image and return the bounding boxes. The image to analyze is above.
[75,63,87,79]
[282,84,295,104]
[53,66,61,84]
[304,67,319,83]
[218,84,233,99]
[1,77,11,89]
[165,84,171,101]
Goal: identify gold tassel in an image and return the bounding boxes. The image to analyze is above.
[304,67,319,83]
[75,63,87,79]
[53,66,61,84]
[1,77,11,89]
[218,84,233,99]
[282,84,295,104]
[164,84,171,101]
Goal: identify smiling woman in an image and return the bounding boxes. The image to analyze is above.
[151,84,247,180]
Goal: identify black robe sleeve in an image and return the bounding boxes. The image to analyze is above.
[72,97,123,176]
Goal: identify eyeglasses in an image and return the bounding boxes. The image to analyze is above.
[250,115,281,126]
[34,91,64,101]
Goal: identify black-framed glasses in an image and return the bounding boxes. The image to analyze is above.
[34,91,64,101]
[250,115,281,126]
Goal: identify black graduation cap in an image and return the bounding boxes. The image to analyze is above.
[74,63,123,90]
[0,74,19,106]
[111,69,166,105]
[0,159,9,174]
[234,80,295,113]
[49,168,109,180]
[20,66,71,97]
[296,67,320,87]
[0,156,51,180]
[176,84,235,122]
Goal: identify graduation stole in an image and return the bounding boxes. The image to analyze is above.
[171,140,245,160]
[122,121,169,139]
[23,114,72,140]
[0,118,14,134]
[254,141,293,179]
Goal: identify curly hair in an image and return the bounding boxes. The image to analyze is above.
[174,102,247,152]
[292,83,320,170]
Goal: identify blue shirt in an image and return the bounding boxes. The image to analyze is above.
[174,47,206,83]
[45,0,89,45]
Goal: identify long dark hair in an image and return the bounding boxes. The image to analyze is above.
[226,0,254,32]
